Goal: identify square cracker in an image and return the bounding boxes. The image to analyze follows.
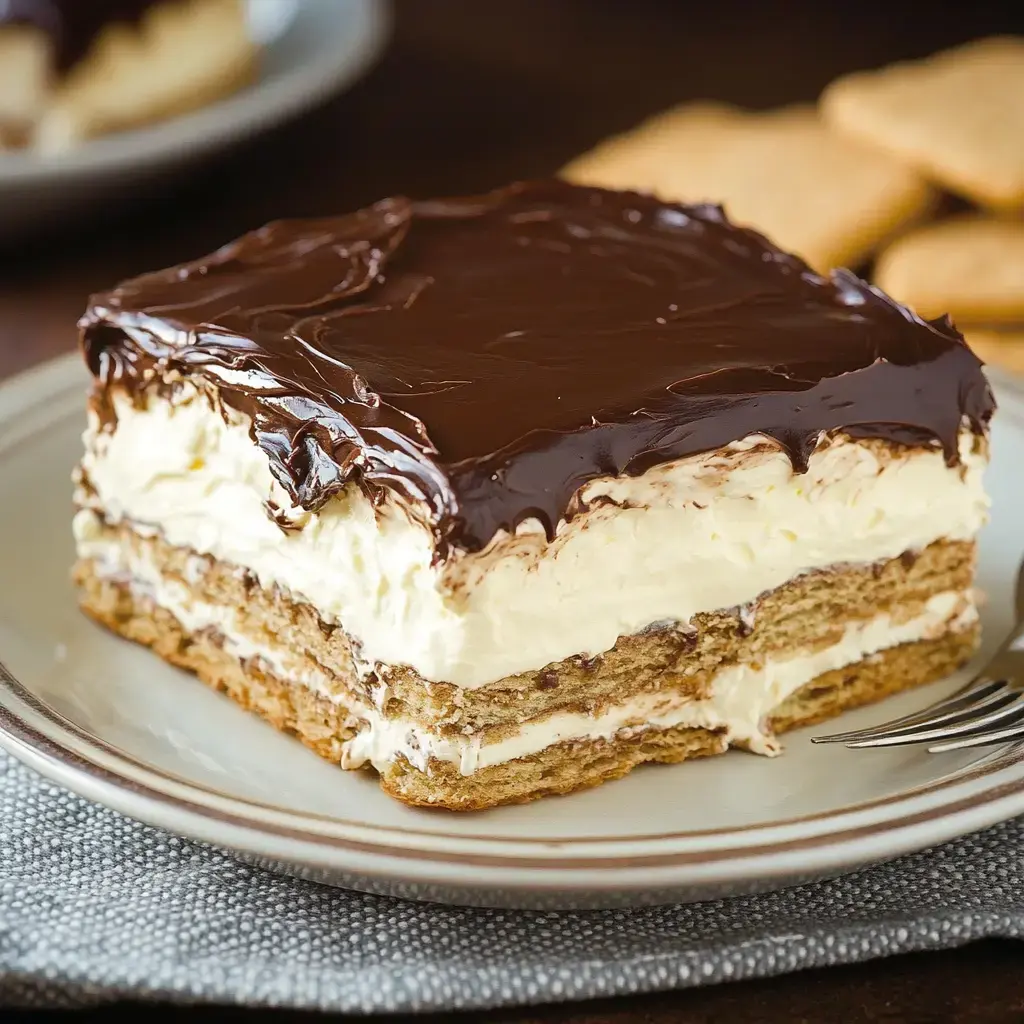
[821,37,1024,210]
[0,27,49,144]
[963,329,1024,376]
[873,214,1024,323]
[561,102,935,271]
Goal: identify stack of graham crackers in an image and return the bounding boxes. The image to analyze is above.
[563,36,1024,375]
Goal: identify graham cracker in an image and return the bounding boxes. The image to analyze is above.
[874,215,1024,323]
[821,36,1024,210]
[0,27,49,146]
[561,102,935,271]
[387,623,978,809]
[964,329,1024,376]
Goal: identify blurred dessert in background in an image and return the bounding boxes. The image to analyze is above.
[563,36,1024,376]
[0,0,255,153]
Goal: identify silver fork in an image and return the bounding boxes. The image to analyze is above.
[812,561,1024,752]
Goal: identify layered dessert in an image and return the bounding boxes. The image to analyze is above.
[72,181,994,809]
[0,0,254,151]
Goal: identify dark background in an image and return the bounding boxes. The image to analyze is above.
[4,0,1024,382]
[5,1,1024,1020]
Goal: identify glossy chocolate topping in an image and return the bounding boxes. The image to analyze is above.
[1,0,157,71]
[80,180,994,553]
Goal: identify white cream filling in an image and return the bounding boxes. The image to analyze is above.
[76,387,989,688]
[78,534,976,776]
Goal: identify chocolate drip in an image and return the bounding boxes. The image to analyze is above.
[1,0,157,71]
[79,181,995,554]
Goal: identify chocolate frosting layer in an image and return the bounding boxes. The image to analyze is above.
[80,180,995,553]
[1,0,157,71]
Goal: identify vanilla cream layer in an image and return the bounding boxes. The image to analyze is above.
[76,386,989,688]
[77,534,977,776]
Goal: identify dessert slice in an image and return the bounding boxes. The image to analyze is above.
[72,181,994,810]
[0,0,254,151]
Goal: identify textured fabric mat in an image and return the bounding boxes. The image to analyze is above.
[1,749,1022,1013]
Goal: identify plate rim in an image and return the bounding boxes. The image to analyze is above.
[3,353,1024,896]
[0,0,390,185]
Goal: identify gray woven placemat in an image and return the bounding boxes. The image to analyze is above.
[1,749,1022,1014]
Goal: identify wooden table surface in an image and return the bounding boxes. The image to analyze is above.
[5,1,1024,1020]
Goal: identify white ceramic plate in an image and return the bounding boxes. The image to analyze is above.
[0,0,389,234]
[2,354,1024,909]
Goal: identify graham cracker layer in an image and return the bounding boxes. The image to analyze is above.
[79,521,976,741]
[384,629,977,808]
[74,531,979,810]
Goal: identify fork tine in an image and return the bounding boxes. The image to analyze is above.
[818,681,1009,743]
[838,687,1018,744]
[844,692,1024,748]
[928,710,1024,753]
[811,678,1007,744]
